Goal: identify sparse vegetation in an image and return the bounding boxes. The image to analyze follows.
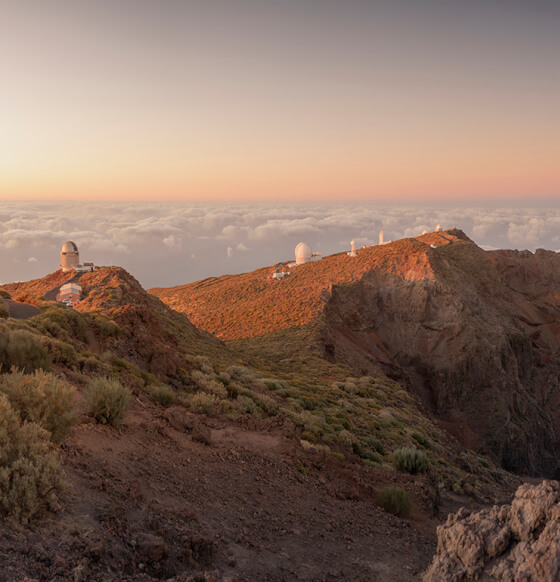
[392,447,429,475]
[0,393,65,523]
[87,377,130,426]
[378,486,412,518]
[0,369,77,442]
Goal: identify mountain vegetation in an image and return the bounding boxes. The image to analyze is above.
[0,229,557,580]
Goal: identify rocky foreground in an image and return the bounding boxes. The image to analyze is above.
[424,480,560,581]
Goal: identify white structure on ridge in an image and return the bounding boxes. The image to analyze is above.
[347,240,357,257]
[294,242,320,265]
[60,241,80,272]
[379,231,384,245]
[435,224,442,232]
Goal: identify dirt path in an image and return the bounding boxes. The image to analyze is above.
[0,399,437,581]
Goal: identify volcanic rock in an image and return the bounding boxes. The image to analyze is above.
[423,480,560,581]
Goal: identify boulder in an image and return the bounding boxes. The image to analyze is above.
[423,480,560,581]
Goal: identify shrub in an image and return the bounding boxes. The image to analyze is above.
[0,394,65,523]
[0,290,11,300]
[0,298,8,320]
[391,447,429,474]
[150,385,176,407]
[0,328,50,373]
[87,377,130,426]
[190,391,220,416]
[378,486,411,518]
[0,369,77,442]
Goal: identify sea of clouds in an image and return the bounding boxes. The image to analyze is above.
[1,202,559,289]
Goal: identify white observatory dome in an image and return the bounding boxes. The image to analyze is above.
[295,242,312,265]
[60,240,80,272]
[61,241,78,253]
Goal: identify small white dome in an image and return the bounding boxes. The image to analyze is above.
[61,241,78,253]
[295,242,312,264]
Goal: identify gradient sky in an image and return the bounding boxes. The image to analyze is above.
[1,0,558,202]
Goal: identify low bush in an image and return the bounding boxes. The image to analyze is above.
[378,486,411,517]
[391,447,429,474]
[87,377,130,426]
[150,384,176,407]
[0,369,77,442]
[190,391,220,416]
[0,394,65,523]
[0,328,50,373]
[0,291,11,300]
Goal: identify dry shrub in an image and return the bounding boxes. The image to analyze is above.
[0,369,77,443]
[87,377,130,426]
[150,384,176,407]
[190,391,220,416]
[0,394,65,523]
[378,486,411,518]
[191,370,228,399]
[0,327,50,373]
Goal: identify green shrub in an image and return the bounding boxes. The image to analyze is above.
[391,447,429,474]
[150,385,176,407]
[411,432,432,449]
[0,328,50,373]
[0,369,77,442]
[0,298,8,319]
[0,394,65,523]
[378,486,411,518]
[0,290,11,300]
[87,377,130,426]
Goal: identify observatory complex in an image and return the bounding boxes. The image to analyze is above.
[59,241,95,273]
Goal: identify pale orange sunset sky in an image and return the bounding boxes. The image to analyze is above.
[1,0,558,202]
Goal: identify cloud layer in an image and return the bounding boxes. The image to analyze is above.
[1,202,559,288]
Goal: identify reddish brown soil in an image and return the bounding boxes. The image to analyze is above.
[0,397,438,582]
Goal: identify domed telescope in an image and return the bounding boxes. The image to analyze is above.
[60,241,80,272]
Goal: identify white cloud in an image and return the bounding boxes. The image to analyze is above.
[1,201,559,289]
[28,256,38,262]
[163,235,182,251]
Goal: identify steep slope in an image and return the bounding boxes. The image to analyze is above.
[1,267,234,382]
[151,231,560,477]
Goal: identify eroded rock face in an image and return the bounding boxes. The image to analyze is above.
[322,243,560,476]
[423,480,560,581]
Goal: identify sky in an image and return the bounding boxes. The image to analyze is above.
[1,0,558,202]
[1,202,559,289]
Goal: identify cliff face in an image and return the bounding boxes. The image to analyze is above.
[322,242,560,477]
[152,230,560,478]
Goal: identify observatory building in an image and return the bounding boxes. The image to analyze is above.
[60,241,80,272]
[294,242,321,265]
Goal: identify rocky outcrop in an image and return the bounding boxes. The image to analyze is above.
[423,480,560,581]
[322,241,560,477]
